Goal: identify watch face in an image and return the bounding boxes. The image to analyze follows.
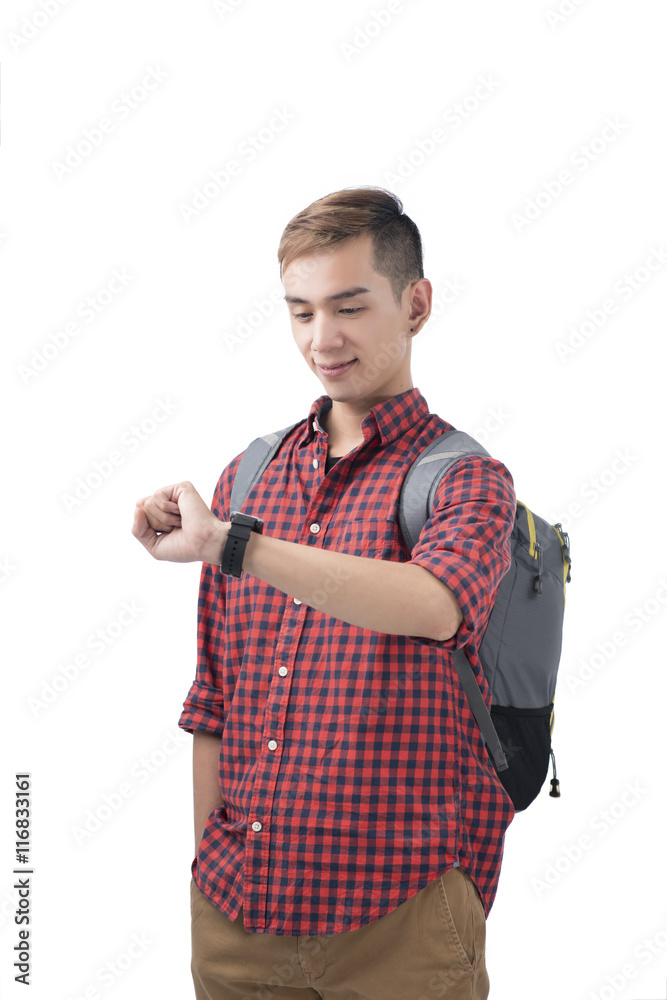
[231,511,263,531]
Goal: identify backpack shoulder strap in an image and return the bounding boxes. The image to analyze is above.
[398,428,509,773]
[398,429,491,551]
[230,420,301,514]
[452,649,508,771]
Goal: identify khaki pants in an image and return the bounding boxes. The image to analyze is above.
[190,867,489,1000]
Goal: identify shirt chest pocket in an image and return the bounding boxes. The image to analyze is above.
[332,516,405,560]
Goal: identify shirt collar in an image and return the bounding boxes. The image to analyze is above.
[298,386,431,450]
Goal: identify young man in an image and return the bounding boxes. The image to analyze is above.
[132,186,517,1000]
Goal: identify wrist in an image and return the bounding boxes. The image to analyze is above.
[202,518,229,566]
[219,513,265,577]
[239,527,262,576]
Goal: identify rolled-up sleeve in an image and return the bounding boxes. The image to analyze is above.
[178,561,228,735]
[178,455,240,736]
[406,455,516,651]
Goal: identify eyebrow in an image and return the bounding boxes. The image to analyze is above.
[284,286,372,305]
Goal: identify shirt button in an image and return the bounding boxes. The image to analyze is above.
[268,740,278,751]
[309,523,321,534]
[313,458,319,469]
[293,597,302,605]
[251,821,262,832]
[278,666,288,677]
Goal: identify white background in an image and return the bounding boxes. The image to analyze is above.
[1,1,666,997]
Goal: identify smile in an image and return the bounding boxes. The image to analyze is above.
[316,360,357,377]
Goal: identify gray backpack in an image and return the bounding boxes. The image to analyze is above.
[229,423,572,812]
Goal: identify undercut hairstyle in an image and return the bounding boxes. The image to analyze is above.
[277,186,424,306]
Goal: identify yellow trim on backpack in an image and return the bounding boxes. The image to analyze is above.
[552,524,569,602]
[517,500,537,558]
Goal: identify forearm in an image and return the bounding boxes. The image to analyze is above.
[241,529,461,641]
[192,731,223,853]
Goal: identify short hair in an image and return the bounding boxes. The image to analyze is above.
[277,186,424,306]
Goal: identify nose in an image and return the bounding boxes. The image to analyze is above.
[309,314,346,356]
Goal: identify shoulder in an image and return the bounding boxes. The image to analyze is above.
[210,418,305,518]
[210,447,248,520]
[416,415,515,506]
[429,452,516,514]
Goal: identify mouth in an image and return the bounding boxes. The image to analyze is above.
[316,359,358,377]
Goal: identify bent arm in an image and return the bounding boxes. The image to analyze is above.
[241,532,462,641]
[134,479,461,640]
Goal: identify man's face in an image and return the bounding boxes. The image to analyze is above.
[283,232,429,405]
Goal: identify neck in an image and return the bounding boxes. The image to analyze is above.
[319,380,413,450]
[321,404,364,447]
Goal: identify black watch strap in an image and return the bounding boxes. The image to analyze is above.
[220,511,264,577]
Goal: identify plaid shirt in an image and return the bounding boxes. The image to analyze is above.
[178,386,516,936]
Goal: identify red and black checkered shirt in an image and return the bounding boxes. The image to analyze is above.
[178,386,516,936]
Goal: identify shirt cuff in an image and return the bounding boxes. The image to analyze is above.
[178,680,226,736]
[405,552,491,651]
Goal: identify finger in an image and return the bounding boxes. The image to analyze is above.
[171,481,208,514]
[143,496,182,531]
[131,504,158,553]
[146,509,181,531]
[154,487,182,515]
[132,506,176,560]
[152,491,182,518]
[137,489,181,508]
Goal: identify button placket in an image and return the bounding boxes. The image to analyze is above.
[245,606,303,901]
[245,443,339,917]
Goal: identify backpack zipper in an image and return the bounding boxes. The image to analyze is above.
[533,540,543,594]
[518,502,543,594]
[517,500,537,556]
[552,523,572,598]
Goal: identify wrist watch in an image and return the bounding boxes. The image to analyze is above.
[220,510,264,577]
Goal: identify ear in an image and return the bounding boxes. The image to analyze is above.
[408,277,432,333]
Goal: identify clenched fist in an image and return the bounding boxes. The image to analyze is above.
[132,481,228,564]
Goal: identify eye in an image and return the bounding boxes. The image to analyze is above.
[292,307,362,321]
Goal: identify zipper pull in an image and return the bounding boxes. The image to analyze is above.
[533,540,543,595]
[554,522,572,583]
[549,748,560,798]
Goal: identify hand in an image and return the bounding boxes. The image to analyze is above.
[132,481,228,564]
